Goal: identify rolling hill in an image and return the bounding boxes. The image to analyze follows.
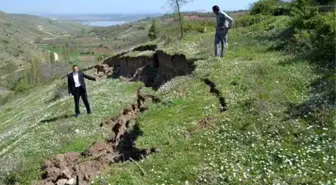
[0,11,89,88]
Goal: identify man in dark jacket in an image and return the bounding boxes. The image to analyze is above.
[68,65,96,117]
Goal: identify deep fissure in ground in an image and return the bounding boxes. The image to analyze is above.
[36,88,160,185]
[35,46,228,185]
[202,78,227,112]
[95,46,197,90]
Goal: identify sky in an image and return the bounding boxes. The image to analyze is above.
[0,0,258,15]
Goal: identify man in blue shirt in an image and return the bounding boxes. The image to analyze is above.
[213,5,234,58]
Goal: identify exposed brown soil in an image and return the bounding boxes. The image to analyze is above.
[132,44,157,52]
[93,46,197,90]
[187,116,215,134]
[35,88,160,185]
[198,116,214,129]
[78,56,96,62]
[94,63,113,79]
[93,47,113,55]
[76,37,100,44]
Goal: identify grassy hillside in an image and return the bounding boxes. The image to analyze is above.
[0,11,89,86]
[89,11,247,52]
[39,11,247,68]
[0,11,44,79]
[1,8,335,185]
[11,14,89,35]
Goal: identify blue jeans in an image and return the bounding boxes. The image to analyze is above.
[214,30,228,57]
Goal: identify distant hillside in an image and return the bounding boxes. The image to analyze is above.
[11,14,90,35]
[90,11,247,52]
[0,11,44,80]
[43,13,162,22]
[0,11,89,86]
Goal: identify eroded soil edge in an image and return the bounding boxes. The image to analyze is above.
[36,88,161,185]
[93,47,197,90]
[36,47,227,185]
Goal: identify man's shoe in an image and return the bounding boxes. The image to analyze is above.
[87,111,92,115]
[75,114,81,118]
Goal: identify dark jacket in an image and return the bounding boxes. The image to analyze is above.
[67,71,96,94]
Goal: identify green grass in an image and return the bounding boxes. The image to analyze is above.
[1,15,335,185]
[91,17,334,185]
[0,77,145,183]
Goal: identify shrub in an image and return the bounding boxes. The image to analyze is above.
[250,0,280,15]
[50,51,55,63]
[310,11,336,62]
[183,20,215,33]
[290,0,319,30]
[148,20,159,41]
[10,77,31,93]
[278,0,320,54]
[235,14,268,27]
[276,0,335,63]
[273,4,291,16]
[250,0,289,16]
[0,92,14,105]
[50,81,68,102]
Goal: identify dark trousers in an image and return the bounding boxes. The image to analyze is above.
[73,86,91,115]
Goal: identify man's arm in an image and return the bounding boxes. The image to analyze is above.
[67,74,72,95]
[223,11,234,28]
[83,73,96,81]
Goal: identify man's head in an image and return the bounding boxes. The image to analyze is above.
[212,5,220,15]
[73,65,79,73]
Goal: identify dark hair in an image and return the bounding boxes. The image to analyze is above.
[212,5,220,12]
[73,65,78,68]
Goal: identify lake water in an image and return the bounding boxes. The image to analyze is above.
[82,21,126,27]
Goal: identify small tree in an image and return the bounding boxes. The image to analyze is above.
[148,20,158,40]
[63,42,70,62]
[27,56,41,85]
[167,0,193,39]
[50,51,55,64]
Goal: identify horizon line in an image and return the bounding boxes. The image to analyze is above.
[2,8,248,16]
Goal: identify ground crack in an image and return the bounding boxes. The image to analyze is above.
[202,78,227,112]
[36,88,161,185]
